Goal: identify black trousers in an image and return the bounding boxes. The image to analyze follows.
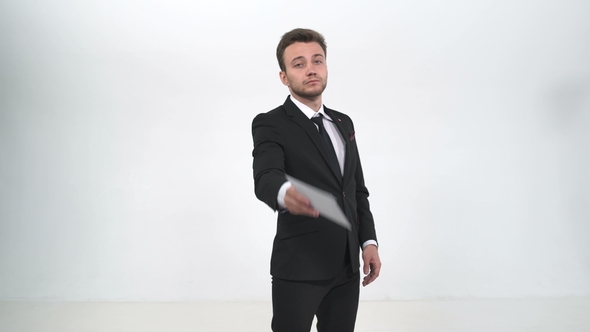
[271,264,360,332]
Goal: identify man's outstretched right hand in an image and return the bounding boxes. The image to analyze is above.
[284,186,319,218]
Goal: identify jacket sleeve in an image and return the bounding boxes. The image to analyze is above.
[347,120,378,246]
[252,113,288,211]
[354,147,378,245]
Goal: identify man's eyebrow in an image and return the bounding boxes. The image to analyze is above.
[290,56,305,64]
[289,54,325,64]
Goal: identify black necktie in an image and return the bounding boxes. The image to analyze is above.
[311,114,342,182]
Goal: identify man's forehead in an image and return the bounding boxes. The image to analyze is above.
[285,42,324,55]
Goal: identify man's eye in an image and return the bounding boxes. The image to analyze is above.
[294,63,303,67]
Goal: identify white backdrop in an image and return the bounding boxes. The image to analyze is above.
[1,0,589,301]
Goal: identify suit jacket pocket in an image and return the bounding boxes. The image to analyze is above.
[277,219,323,240]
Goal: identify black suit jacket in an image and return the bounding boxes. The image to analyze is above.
[252,96,377,281]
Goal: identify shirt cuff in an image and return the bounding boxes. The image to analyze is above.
[362,240,378,249]
[277,181,292,209]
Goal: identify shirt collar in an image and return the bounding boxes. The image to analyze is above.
[289,95,332,121]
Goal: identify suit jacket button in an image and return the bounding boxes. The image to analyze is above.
[342,192,346,197]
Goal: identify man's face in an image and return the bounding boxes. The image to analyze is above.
[280,42,327,100]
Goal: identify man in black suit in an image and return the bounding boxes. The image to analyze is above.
[252,28,381,332]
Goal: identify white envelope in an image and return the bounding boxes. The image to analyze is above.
[286,175,351,231]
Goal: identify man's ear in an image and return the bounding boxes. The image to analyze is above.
[279,71,289,86]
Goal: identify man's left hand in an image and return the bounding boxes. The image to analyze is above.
[361,244,381,287]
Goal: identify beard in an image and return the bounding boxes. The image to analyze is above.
[290,79,327,99]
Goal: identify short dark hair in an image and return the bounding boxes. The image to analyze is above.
[276,28,327,72]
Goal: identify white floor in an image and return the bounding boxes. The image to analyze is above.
[1,298,589,332]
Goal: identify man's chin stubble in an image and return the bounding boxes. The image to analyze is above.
[294,85,326,99]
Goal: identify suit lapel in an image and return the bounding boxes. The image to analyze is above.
[283,98,342,184]
[325,107,353,184]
